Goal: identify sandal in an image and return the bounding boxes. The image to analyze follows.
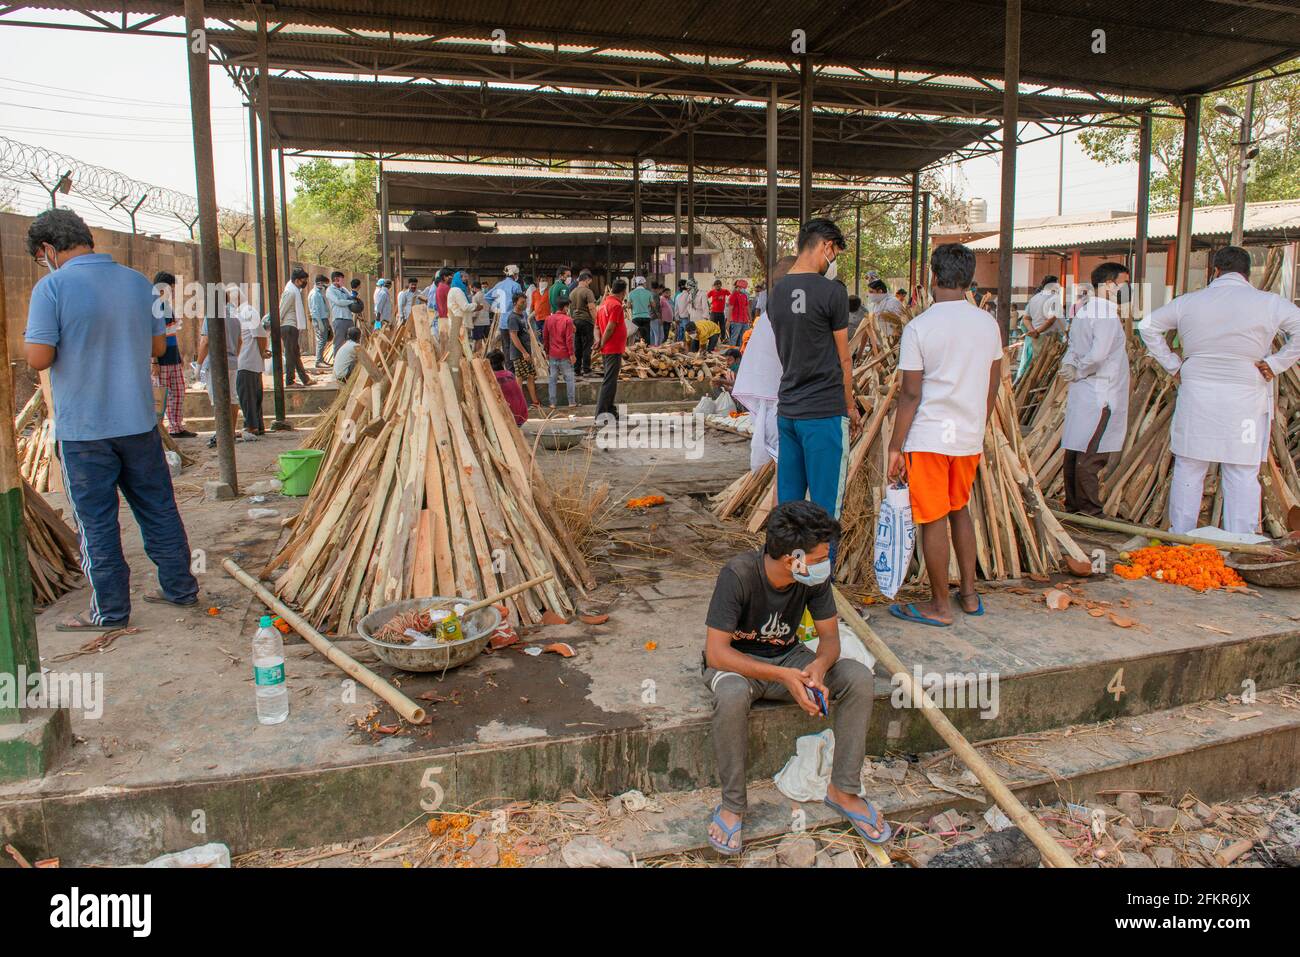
[707,805,744,856]
[56,612,127,633]
[888,603,951,627]
[823,796,892,845]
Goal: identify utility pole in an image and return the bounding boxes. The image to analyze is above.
[1228,82,1256,247]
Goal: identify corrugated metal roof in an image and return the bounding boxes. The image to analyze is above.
[20,2,1300,97]
[965,200,1300,252]
[380,168,877,218]
[264,76,993,176]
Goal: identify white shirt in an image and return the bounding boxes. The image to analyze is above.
[674,290,691,319]
[1061,296,1129,453]
[397,288,416,321]
[1026,288,1064,335]
[279,281,307,330]
[897,299,1003,456]
[1140,271,1300,465]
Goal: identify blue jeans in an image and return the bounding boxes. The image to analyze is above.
[548,358,577,406]
[59,429,199,624]
[776,415,849,520]
[312,317,331,362]
[729,322,749,346]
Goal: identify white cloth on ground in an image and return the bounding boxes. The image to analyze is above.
[1140,271,1300,466]
[1061,296,1129,453]
[1169,455,1262,536]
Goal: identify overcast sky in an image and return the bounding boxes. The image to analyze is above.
[0,18,1142,239]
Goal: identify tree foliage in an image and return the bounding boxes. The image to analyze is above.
[1079,66,1300,211]
[289,158,379,273]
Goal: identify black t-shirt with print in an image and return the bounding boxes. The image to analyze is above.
[768,272,849,419]
[705,549,835,659]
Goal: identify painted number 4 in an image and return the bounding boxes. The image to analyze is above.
[1107,668,1126,703]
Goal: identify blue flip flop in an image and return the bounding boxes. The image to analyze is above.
[952,589,985,616]
[888,603,951,627]
[824,796,893,844]
[708,805,743,856]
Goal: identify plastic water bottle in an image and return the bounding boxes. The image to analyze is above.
[252,615,289,725]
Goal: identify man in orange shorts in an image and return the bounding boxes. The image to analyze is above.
[886,243,1004,626]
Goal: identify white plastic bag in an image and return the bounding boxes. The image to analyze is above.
[712,390,736,415]
[773,729,835,803]
[873,483,915,600]
[693,394,718,415]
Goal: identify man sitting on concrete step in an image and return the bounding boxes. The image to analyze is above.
[702,499,888,856]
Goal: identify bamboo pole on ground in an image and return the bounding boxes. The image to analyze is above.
[223,558,426,724]
[1049,510,1279,557]
[832,588,1078,868]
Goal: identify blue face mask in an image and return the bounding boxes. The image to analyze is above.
[792,558,831,586]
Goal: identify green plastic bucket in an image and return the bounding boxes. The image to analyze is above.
[277,449,325,497]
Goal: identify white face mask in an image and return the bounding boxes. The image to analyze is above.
[40,244,60,273]
[792,558,832,586]
[822,247,838,282]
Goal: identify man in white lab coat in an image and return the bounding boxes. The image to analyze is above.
[1140,245,1300,535]
[1059,262,1130,516]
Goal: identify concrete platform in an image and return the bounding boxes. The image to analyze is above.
[4,424,1300,864]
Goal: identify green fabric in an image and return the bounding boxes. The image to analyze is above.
[628,287,654,319]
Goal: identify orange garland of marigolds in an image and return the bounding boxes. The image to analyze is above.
[1113,543,1244,591]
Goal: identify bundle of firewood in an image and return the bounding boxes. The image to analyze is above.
[23,480,82,606]
[594,342,734,382]
[15,389,57,493]
[712,363,1088,588]
[1018,343,1300,538]
[261,321,595,634]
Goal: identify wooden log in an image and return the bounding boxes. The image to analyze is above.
[832,588,1077,868]
[223,558,426,724]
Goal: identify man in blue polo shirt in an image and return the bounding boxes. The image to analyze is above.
[23,209,199,631]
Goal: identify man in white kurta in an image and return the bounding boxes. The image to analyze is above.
[1140,246,1300,535]
[1060,262,1130,516]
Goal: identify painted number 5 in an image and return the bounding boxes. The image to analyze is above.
[419,766,445,811]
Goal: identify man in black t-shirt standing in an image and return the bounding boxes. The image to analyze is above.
[702,500,887,856]
[768,219,859,538]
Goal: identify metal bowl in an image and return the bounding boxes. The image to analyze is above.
[536,427,586,451]
[357,597,502,672]
[1225,553,1300,588]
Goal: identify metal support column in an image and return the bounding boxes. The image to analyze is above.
[632,157,643,277]
[920,191,931,295]
[189,0,238,486]
[673,184,682,288]
[799,57,813,225]
[1174,95,1201,297]
[247,104,264,296]
[766,81,779,282]
[277,147,290,275]
[909,172,920,294]
[256,13,287,427]
[996,0,1022,344]
[1134,110,1152,317]
[379,160,390,278]
[854,206,861,296]
[687,130,696,280]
